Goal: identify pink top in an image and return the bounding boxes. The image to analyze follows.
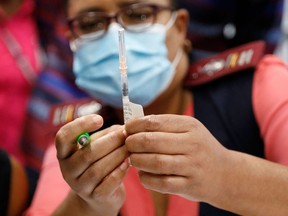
[26,55,288,215]
[0,0,41,164]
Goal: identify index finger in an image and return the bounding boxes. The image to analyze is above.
[55,114,103,160]
[125,114,199,134]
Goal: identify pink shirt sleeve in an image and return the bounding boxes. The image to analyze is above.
[253,55,288,165]
[25,144,70,215]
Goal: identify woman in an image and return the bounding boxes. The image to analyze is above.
[27,0,288,215]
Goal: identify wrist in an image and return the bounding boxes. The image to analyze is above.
[198,148,237,206]
[206,150,259,214]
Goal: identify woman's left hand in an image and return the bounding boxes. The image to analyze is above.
[125,114,229,203]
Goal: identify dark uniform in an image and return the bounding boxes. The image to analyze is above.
[178,0,284,58]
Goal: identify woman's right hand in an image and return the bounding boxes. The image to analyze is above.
[55,114,129,216]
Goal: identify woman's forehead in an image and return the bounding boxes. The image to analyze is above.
[68,0,170,18]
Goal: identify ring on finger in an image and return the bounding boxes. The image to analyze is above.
[77,132,91,146]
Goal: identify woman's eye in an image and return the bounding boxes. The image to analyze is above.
[129,12,153,21]
[122,8,154,24]
[78,17,106,33]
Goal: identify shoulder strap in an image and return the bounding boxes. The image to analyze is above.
[185,40,266,87]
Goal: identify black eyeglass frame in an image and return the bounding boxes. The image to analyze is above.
[67,3,173,39]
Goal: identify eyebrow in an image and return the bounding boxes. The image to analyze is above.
[77,7,103,15]
[117,0,146,7]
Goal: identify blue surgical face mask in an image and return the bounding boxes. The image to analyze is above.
[72,12,183,108]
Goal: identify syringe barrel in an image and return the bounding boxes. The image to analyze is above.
[121,74,129,96]
[118,28,127,71]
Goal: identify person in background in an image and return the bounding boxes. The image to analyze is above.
[26,0,288,215]
[0,0,41,163]
[0,0,42,208]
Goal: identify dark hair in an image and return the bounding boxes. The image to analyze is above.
[63,0,67,7]
[62,0,68,12]
[170,0,178,9]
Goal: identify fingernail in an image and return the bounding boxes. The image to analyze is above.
[128,157,132,167]
[123,130,128,137]
[92,115,102,121]
[120,160,129,171]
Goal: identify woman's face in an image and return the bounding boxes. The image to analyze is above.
[67,0,190,109]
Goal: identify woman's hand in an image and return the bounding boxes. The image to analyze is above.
[125,114,288,216]
[125,114,229,203]
[55,114,129,216]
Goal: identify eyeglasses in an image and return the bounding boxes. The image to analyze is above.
[67,3,173,40]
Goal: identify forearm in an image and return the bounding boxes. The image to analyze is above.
[210,150,288,216]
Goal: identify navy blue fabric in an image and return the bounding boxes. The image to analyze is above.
[178,0,284,54]
[192,69,264,215]
[200,203,238,216]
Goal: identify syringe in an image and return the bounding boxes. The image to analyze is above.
[118,29,129,100]
[118,28,144,124]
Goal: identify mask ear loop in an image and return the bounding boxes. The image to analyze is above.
[157,47,183,99]
[171,48,183,70]
[165,11,184,68]
[164,11,178,31]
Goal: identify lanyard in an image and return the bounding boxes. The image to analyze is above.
[0,27,37,85]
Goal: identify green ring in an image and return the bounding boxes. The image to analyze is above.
[77,132,91,146]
